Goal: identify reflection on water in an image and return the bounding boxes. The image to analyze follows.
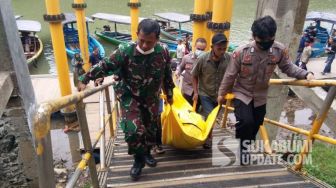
[282,108,313,126]
[277,97,335,140]
[51,129,81,169]
[29,42,74,75]
[50,113,81,169]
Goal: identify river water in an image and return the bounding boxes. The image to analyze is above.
[11,0,336,74]
[10,0,336,170]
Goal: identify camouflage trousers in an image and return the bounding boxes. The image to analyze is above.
[119,95,160,155]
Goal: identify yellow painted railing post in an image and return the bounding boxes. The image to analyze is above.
[104,88,114,137]
[205,0,213,51]
[294,86,336,171]
[192,100,197,112]
[44,0,72,98]
[72,0,90,71]
[259,124,272,154]
[209,0,233,45]
[223,0,233,40]
[221,93,234,128]
[129,0,140,41]
[191,0,207,49]
[269,79,336,87]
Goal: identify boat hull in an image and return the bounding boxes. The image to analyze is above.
[95,30,178,54]
[63,22,105,58]
[65,35,105,58]
[160,28,192,41]
[95,31,131,46]
[24,36,43,65]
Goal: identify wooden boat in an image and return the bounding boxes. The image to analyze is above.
[16,19,43,65]
[91,13,142,46]
[154,12,192,41]
[305,11,336,57]
[62,13,105,58]
[154,12,237,52]
[91,13,178,54]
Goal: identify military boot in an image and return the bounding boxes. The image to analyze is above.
[130,154,145,181]
[144,149,157,167]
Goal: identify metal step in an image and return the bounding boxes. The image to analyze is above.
[105,127,323,188]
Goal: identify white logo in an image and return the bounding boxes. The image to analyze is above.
[212,138,313,166]
[212,137,240,166]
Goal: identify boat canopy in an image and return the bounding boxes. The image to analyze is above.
[16,20,41,32]
[154,12,190,23]
[62,13,93,25]
[91,13,145,25]
[306,11,336,24]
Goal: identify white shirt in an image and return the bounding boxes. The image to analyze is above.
[176,44,186,59]
[300,46,312,63]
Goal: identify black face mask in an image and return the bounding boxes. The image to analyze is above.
[256,40,275,51]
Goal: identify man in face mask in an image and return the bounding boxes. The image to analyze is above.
[217,15,315,165]
[191,33,231,149]
[176,37,207,109]
[77,19,174,180]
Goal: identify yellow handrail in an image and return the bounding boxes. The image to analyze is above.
[220,80,336,172]
[33,82,114,141]
[269,79,336,87]
[33,81,116,188]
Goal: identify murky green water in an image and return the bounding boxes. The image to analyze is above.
[11,0,336,75]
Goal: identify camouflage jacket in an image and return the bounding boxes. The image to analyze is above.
[79,42,174,100]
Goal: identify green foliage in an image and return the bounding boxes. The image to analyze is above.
[304,142,336,187]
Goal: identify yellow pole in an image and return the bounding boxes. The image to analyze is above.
[210,0,233,45]
[192,100,197,112]
[294,117,327,171]
[192,0,207,50]
[211,0,225,40]
[73,0,90,71]
[223,0,233,40]
[44,0,72,97]
[205,0,213,51]
[220,93,234,128]
[129,0,140,41]
[259,124,272,154]
[293,86,336,171]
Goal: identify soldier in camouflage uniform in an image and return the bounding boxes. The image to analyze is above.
[78,19,174,180]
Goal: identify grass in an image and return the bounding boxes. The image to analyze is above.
[304,142,336,187]
[82,182,91,188]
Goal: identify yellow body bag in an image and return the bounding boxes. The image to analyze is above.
[161,88,220,149]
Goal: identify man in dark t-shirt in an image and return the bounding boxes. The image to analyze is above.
[89,46,102,66]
